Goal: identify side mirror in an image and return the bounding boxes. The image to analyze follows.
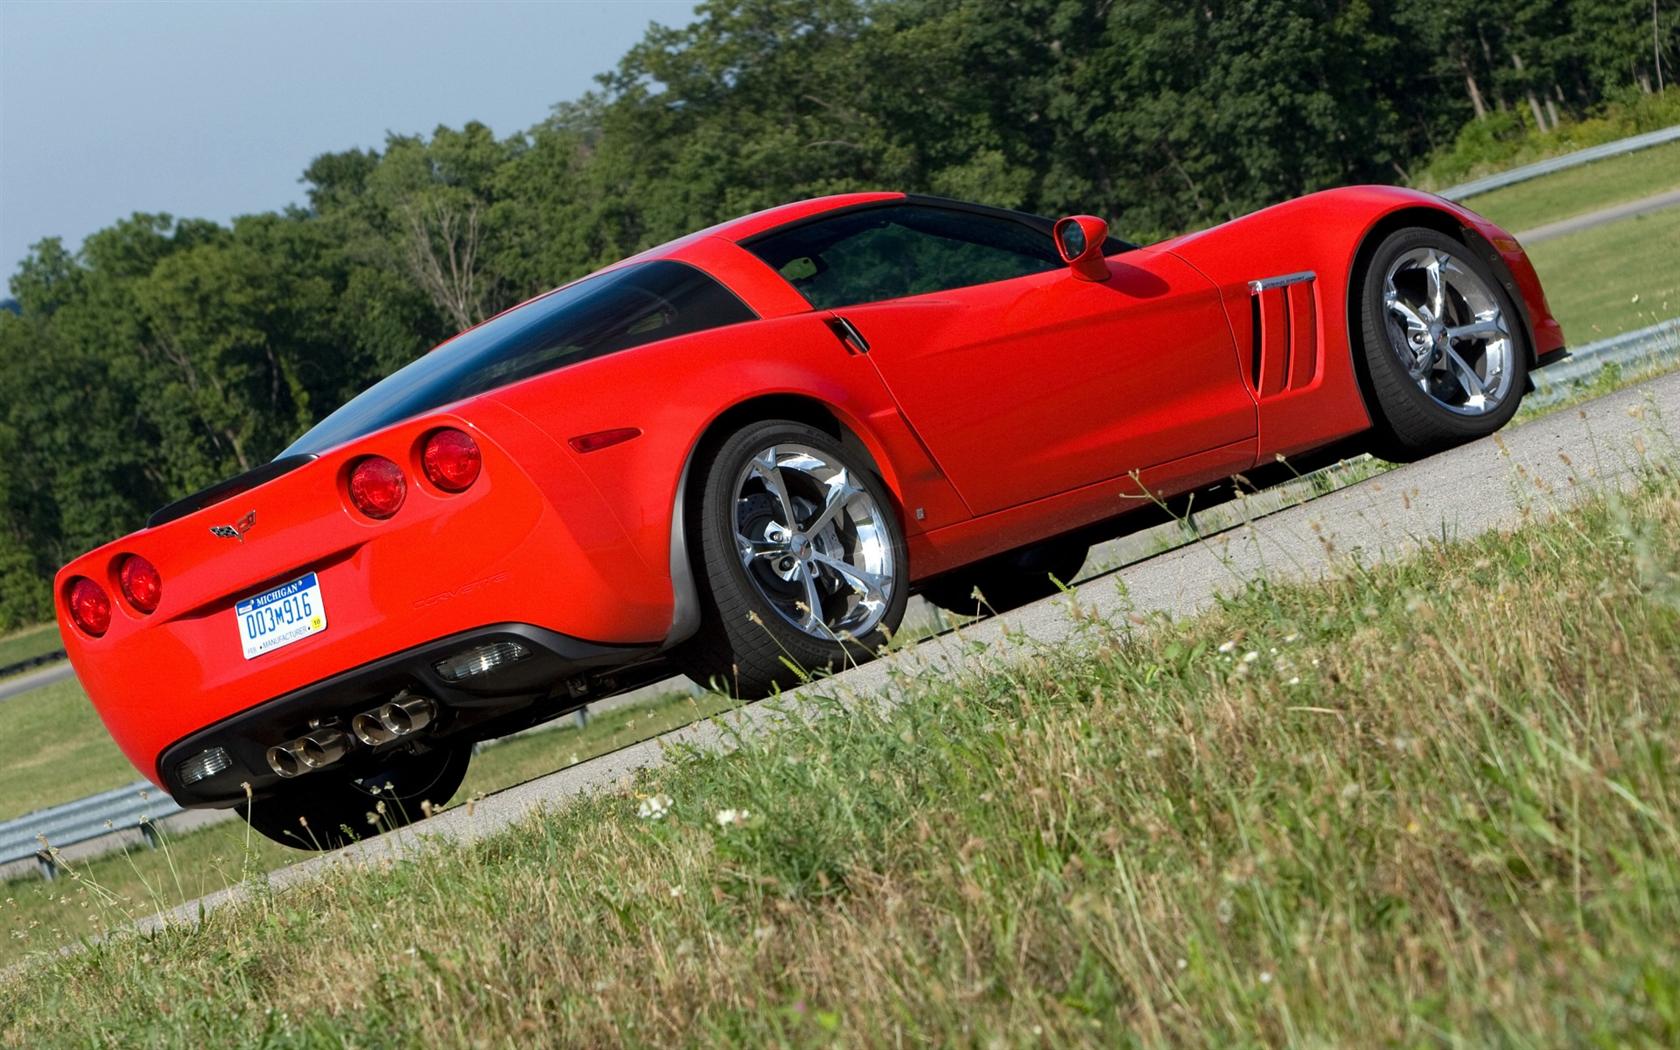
[1053,215,1111,282]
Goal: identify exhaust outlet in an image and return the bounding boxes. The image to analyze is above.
[266,742,305,779]
[351,692,438,748]
[265,727,352,779]
[297,727,351,769]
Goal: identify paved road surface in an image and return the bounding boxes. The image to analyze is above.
[134,368,1680,935]
[1516,186,1680,244]
[0,661,72,703]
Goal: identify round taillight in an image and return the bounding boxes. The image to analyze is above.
[348,456,406,519]
[67,577,112,637]
[118,555,163,614]
[422,428,482,492]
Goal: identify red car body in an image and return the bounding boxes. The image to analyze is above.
[55,187,1564,809]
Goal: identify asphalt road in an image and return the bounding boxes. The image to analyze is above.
[0,660,72,703]
[135,367,1680,935]
[1516,186,1680,244]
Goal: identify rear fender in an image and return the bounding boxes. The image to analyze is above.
[488,312,970,646]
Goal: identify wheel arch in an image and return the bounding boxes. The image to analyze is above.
[661,391,904,649]
[1343,204,1542,425]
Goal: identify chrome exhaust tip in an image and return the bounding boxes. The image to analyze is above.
[297,727,351,770]
[267,727,353,778]
[350,692,438,748]
[266,742,305,779]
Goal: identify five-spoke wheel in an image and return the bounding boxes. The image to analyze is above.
[677,420,908,696]
[1358,228,1528,459]
[733,443,897,640]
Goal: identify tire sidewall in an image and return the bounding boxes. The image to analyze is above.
[692,420,909,686]
[1360,228,1530,449]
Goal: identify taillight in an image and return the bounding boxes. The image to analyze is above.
[118,555,163,614]
[67,577,112,637]
[348,456,406,519]
[422,428,482,492]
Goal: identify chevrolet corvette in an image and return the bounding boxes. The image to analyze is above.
[55,188,1565,847]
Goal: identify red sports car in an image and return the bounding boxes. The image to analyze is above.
[55,189,1565,847]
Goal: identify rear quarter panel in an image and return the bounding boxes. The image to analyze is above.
[486,311,973,587]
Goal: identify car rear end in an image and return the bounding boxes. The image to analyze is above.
[55,397,671,809]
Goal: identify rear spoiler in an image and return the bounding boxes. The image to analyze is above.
[146,454,318,528]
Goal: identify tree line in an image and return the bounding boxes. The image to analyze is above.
[1,0,1674,627]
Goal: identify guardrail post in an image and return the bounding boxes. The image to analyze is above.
[34,849,57,881]
[139,818,161,851]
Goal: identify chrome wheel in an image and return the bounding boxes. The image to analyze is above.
[733,443,895,639]
[1382,247,1515,416]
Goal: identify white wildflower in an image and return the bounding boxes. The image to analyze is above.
[1242,650,1260,664]
[637,794,672,820]
[715,807,751,827]
[1286,676,1300,686]
[1217,640,1237,654]
[1260,971,1273,985]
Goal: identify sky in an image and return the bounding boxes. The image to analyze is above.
[0,0,699,293]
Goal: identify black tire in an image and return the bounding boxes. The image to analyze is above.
[919,541,1088,616]
[1358,227,1529,462]
[237,744,470,851]
[674,420,909,697]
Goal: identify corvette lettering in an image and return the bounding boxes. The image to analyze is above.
[413,572,512,609]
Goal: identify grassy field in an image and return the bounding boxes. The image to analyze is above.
[1463,139,1680,234]
[0,624,63,677]
[1525,204,1680,341]
[5,459,1680,1043]
[0,679,722,826]
[0,688,736,970]
[0,679,134,823]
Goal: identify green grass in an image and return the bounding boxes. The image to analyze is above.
[457,689,739,801]
[0,688,735,970]
[1525,204,1680,341]
[6,459,1680,1044]
[0,624,64,676]
[0,679,136,823]
[1461,139,1680,234]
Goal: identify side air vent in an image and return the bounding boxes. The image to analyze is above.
[1246,271,1318,399]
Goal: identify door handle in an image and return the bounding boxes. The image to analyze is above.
[825,316,870,355]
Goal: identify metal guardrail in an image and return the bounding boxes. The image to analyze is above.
[0,780,182,879]
[1439,125,1680,201]
[0,648,66,681]
[1529,319,1680,408]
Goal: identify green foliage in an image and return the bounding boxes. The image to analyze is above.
[1415,86,1680,188]
[1,0,1674,627]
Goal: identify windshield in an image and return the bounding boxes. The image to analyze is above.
[283,260,755,456]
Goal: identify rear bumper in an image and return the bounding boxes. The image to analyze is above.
[157,622,657,808]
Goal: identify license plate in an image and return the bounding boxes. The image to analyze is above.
[236,572,328,660]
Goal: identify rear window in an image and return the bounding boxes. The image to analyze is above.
[283,261,755,456]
